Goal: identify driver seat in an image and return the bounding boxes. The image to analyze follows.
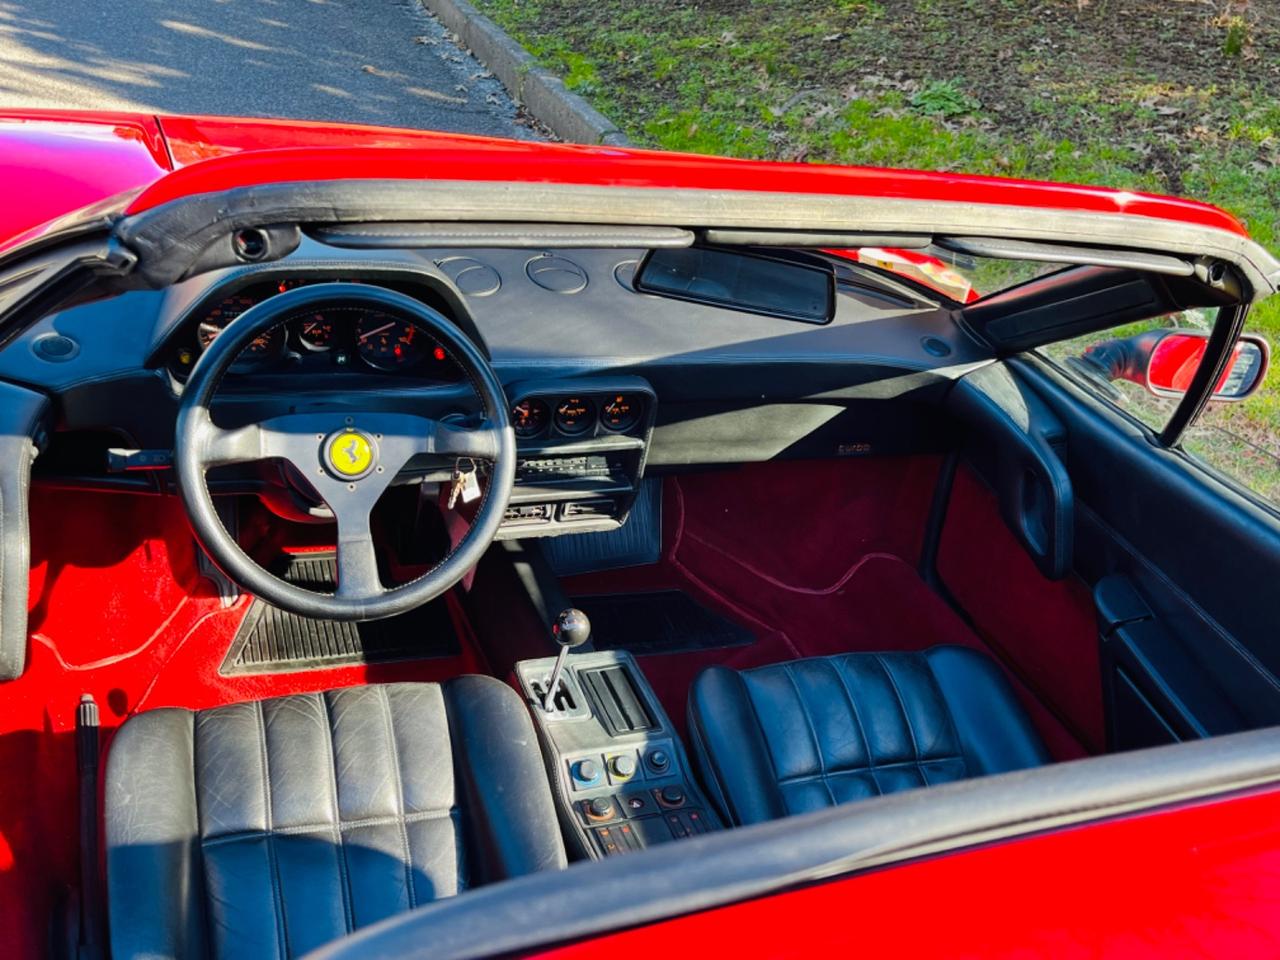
[104,677,566,960]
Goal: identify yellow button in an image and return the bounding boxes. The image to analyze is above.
[325,430,375,478]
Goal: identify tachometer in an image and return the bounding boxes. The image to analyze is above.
[197,294,283,360]
[355,313,423,369]
[512,399,550,438]
[553,397,595,436]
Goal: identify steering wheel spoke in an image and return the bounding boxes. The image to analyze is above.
[419,418,504,461]
[200,421,268,467]
[334,512,383,599]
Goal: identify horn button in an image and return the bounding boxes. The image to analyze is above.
[322,428,377,481]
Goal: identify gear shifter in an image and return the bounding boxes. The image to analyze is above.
[543,608,591,712]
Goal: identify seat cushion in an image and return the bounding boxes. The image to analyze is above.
[105,677,565,960]
[688,647,1051,826]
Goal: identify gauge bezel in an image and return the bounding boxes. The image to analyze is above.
[198,318,286,364]
[552,396,597,437]
[292,314,337,352]
[512,398,552,439]
[354,313,427,371]
[599,394,643,433]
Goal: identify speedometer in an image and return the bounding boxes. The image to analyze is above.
[355,313,423,369]
[197,295,283,360]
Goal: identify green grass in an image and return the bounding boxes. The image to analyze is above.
[472,0,1280,488]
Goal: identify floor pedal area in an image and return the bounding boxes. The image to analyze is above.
[221,553,459,674]
[572,590,754,655]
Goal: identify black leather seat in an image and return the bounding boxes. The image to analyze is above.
[688,647,1050,826]
[105,677,566,960]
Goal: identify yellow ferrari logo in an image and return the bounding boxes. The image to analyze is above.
[324,430,375,479]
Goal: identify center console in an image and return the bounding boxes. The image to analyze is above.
[516,649,722,858]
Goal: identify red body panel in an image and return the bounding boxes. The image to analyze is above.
[0,111,171,243]
[536,788,1280,958]
[155,114,527,166]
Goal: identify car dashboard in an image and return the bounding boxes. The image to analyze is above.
[2,236,991,542]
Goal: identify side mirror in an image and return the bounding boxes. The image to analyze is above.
[1079,329,1270,403]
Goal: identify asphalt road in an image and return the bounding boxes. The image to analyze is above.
[0,0,535,137]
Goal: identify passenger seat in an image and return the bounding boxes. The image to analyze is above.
[688,647,1050,826]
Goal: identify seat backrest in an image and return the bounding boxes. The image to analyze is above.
[105,677,565,960]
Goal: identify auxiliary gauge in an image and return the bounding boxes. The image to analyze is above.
[553,397,595,436]
[601,394,642,432]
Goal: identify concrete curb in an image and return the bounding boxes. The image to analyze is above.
[419,0,632,146]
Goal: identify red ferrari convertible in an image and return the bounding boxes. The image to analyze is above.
[2,109,1280,959]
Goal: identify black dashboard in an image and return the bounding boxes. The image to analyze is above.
[2,237,992,541]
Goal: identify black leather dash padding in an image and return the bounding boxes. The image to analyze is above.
[688,647,1050,826]
[105,679,566,960]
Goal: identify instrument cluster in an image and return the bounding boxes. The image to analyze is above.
[168,278,462,381]
[511,392,646,440]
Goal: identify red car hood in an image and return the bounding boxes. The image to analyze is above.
[0,112,170,244]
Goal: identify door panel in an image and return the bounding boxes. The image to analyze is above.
[995,356,1280,748]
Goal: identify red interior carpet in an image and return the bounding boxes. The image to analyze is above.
[565,458,1090,760]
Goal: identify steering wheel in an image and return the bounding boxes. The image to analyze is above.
[174,283,515,621]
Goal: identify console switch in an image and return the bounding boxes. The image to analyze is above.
[607,752,639,783]
[620,791,654,818]
[655,784,686,809]
[645,748,671,776]
[569,757,604,790]
[579,796,622,824]
[594,822,639,856]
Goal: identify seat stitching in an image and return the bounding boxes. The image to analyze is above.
[379,686,418,911]
[256,700,290,960]
[828,656,883,797]
[200,810,457,847]
[875,654,924,785]
[319,692,354,936]
[781,663,837,809]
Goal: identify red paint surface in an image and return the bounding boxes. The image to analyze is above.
[155,113,519,167]
[0,111,171,244]
[0,487,485,958]
[533,787,1280,959]
[939,465,1105,752]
